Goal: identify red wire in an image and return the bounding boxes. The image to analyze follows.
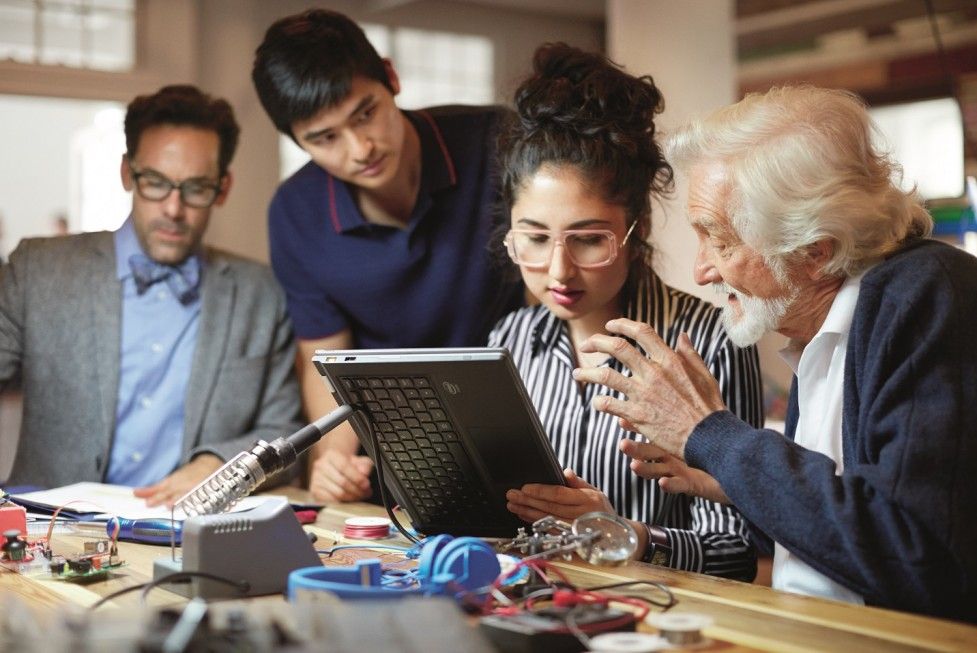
[44,500,119,558]
[482,557,649,628]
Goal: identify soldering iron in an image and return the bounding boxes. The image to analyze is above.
[69,517,182,545]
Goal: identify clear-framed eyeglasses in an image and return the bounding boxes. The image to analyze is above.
[503,220,638,269]
[128,160,223,209]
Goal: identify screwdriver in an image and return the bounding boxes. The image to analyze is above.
[68,517,182,545]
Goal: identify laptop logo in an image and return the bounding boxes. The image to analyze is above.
[442,381,461,395]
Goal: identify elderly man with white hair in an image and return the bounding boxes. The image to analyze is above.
[572,86,977,622]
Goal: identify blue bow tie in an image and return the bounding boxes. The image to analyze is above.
[128,253,200,305]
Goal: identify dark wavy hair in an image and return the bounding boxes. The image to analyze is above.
[252,9,391,138]
[497,43,673,283]
[124,85,239,176]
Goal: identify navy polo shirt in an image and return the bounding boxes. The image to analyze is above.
[268,105,522,348]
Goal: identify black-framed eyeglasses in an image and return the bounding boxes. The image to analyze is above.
[128,161,223,209]
[503,220,638,269]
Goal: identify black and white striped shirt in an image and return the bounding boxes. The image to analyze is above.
[489,272,763,580]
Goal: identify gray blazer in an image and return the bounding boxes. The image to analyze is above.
[0,231,304,487]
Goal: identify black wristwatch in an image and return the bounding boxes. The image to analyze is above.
[641,524,672,566]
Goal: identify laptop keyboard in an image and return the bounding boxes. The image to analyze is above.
[339,376,495,524]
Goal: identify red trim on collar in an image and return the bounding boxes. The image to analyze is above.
[416,110,457,186]
[327,175,342,233]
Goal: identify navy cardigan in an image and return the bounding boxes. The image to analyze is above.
[685,239,977,623]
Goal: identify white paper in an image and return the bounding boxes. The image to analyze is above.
[12,482,281,521]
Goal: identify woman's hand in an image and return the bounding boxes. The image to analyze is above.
[506,468,614,522]
[620,439,730,504]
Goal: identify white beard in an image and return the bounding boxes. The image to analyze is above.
[713,282,793,347]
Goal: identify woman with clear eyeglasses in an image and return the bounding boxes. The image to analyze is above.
[490,43,764,580]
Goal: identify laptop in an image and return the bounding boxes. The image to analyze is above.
[313,348,566,537]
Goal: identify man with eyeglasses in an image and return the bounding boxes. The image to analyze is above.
[573,86,977,621]
[0,85,303,503]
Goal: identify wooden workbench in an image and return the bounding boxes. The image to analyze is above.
[3,496,975,652]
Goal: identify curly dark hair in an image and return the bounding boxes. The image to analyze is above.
[497,43,673,282]
[124,85,239,176]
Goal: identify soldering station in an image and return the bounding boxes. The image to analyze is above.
[1,369,705,653]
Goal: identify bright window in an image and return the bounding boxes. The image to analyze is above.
[393,27,493,109]
[0,0,135,72]
[0,94,128,259]
[869,97,965,200]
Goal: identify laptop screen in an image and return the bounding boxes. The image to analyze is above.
[313,348,566,538]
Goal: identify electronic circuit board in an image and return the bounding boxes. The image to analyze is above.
[1,535,125,583]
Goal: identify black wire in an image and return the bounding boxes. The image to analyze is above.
[140,571,250,603]
[89,581,152,610]
[923,0,952,87]
[89,570,250,611]
[358,407,420,544]
[584,580,677,610]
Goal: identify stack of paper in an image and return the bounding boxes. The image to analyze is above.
[11,482,276,521]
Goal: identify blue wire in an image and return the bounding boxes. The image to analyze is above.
[317,544,412,556]
[314,544,424,590]
[380,568,420,588]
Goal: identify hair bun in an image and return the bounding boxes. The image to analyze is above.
[499,42,673,244]
[514,42,665,152]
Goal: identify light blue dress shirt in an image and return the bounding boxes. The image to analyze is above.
[106,218,202,486]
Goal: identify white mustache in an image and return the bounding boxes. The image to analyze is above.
[713,282,735,297]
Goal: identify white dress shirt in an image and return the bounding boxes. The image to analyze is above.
[772,271,867,605]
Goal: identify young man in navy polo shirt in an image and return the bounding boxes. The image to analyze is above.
[252,9,522,503]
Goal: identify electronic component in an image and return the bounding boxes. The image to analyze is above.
[2,528,29,563]
[174,405,353,517]
[67,558,92,574]
[0,530,48,575]
[0,503,27,536]
[57,537,124,583]
[500,513,638,566]
[1,528,124,583]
